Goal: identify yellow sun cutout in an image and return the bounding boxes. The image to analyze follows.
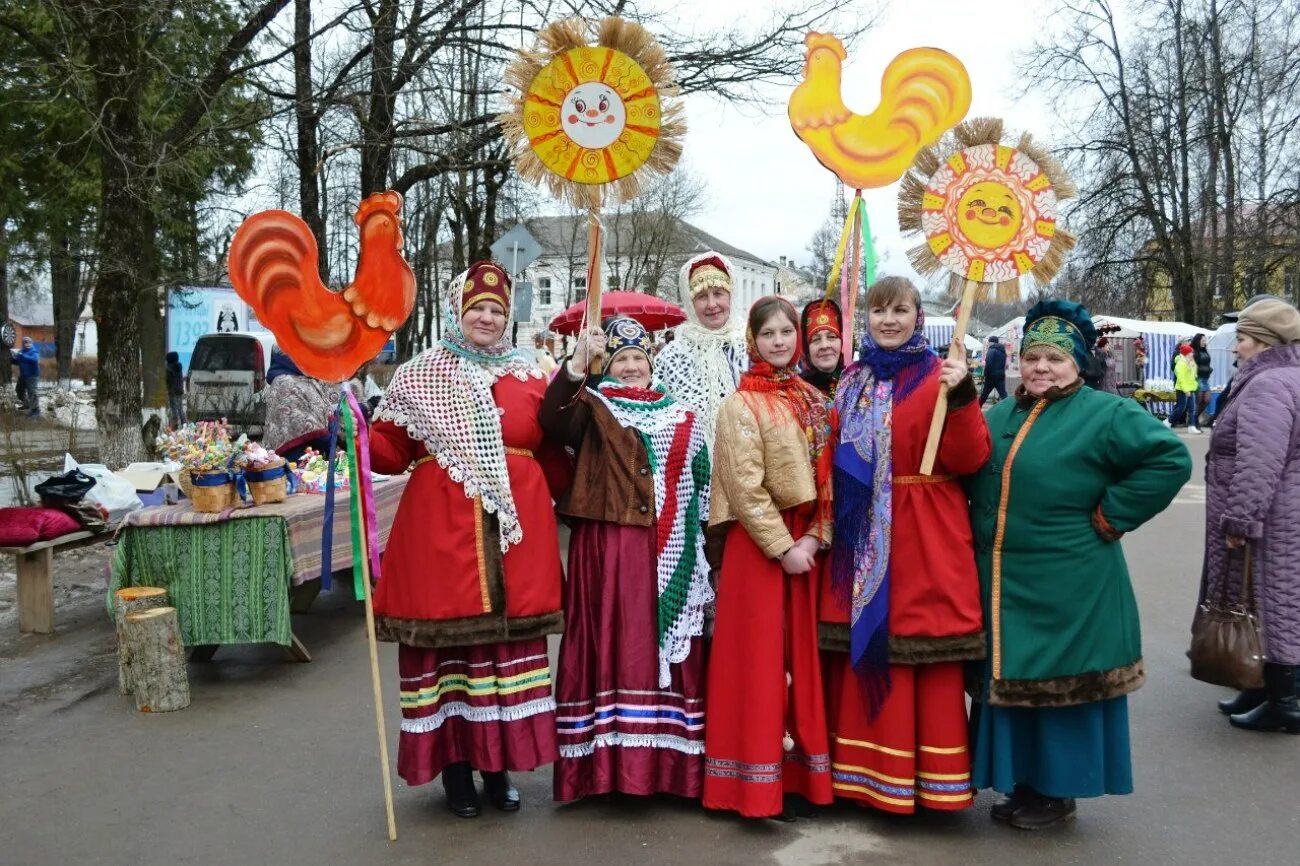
[523,46,662,185]
[503,18,683,210]
[956,180,1022,250]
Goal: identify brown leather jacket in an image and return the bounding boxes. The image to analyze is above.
[539,368,655,526]
[708,390,831,558]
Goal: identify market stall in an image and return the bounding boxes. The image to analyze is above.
[923,315,983,353]
[1094,315,1214,416]
[108,475,408,656]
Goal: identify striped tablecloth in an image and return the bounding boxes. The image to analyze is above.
[108,476,409,647]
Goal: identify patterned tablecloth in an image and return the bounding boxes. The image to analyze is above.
[108,476,409,647]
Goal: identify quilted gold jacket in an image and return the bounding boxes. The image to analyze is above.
[708,390,831,558]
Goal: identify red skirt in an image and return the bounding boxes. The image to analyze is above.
[824,655,973,813]
[703,518,832,818]
[553,521,705,801]
[396,639,558,786]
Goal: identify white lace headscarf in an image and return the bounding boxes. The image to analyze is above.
[655,251,748,445]
[375,264,541,553]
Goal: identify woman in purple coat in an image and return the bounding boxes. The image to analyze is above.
[1200,298,1300,733]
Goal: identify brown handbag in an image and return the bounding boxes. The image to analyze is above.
[1188,544,1265,690]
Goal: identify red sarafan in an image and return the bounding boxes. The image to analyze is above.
[228,191,416,382]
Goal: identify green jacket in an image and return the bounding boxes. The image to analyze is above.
[967,383,1191,707]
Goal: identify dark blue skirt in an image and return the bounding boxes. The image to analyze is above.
[971,696,1133,799]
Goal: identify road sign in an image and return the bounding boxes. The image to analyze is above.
[491,224,544,276]
[513,281,534,321]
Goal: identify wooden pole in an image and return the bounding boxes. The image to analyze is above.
[113,586,170,694]
[585,208,603,374]
[123,606,190,713]
[355,440,398,842]
[919,278,981,476]
[843,194,863,367]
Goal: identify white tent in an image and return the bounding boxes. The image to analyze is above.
[923,315,982,353]
[1207,323,1236,389]
[1092,315,1213,389]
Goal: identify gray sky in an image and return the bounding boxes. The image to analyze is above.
[671,0,1059,281]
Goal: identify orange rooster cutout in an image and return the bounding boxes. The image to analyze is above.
[789,35,972,190]
[228,192,416,383]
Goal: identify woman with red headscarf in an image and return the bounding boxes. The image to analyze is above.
[370,261,570,820]
[703,295,835,821]
[800,298,844,401]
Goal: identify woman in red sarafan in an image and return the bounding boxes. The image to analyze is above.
[823,276,990,815]
[369,260,570,819]
[703,295,835,821]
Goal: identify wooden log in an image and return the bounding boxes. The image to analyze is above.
[113,587,170,694]
[123,607,191,713]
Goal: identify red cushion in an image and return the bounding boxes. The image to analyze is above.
[0,507,82,547]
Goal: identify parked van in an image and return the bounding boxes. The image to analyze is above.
[186,332,276,434]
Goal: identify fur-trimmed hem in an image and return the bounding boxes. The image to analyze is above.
[948,375,979,410]
[818,624,987,664]
[375,611,564,648]
[986,658,1146,707]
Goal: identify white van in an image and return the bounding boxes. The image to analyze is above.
[186,332,276,434]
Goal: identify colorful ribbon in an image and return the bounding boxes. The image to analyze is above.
[319,395,343,590]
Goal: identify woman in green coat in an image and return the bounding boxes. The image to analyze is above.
[967,300,1192,830]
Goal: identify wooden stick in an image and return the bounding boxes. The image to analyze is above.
[585,208,603,374]
[355,447,398,842]
[843,195,863,367]
[919,278,981,476]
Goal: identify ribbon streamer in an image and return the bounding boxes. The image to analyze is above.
[319,391,344,591]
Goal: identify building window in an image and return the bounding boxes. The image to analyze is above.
[538,276,552,306]
[608,273,621,289]
[573,276,586,289]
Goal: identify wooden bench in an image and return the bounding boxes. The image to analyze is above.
[2,530,112,634]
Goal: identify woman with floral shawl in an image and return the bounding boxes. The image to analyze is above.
[703,296,835,821]
[540,316,713,802]
[370,260,572,819]
[823,276,990,815]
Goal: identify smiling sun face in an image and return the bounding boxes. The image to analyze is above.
[561,83,626,149]
[957,181,1021,250]
[521,45,662,186]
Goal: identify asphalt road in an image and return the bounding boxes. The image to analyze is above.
[1,432,1297,866]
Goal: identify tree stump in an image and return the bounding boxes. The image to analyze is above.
[123,607,191,713]
[113,587,170,694]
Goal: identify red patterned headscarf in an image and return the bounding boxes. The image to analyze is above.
[460,260,511,317]
[737,296,834,528]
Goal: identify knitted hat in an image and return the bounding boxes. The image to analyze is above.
[683,253,733,300]
[1236,298,1300,347]
[1179,343,1193,356]
[801,298,842,342]
[602,316,654,373]
[1020,299,1097,372]
[460,260,511,317]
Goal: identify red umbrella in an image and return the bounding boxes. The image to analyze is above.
[547,291,685,335]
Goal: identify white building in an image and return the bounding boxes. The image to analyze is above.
[496,215,778,341]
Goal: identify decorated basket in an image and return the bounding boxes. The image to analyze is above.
[245,459,291,505]
[177,469,193,499]
[189,470,236,513]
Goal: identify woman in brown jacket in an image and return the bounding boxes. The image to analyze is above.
[540,317,713,802]
[702,296,835,821]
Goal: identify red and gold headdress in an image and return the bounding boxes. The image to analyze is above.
[460,260,512,317]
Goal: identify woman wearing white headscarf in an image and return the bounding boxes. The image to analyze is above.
[655,252,748,449]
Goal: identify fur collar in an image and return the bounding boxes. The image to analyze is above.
[1014,377,1085,409]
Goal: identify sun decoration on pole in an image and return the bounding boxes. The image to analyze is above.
[502,17,685,211]
[899,118,1077,303]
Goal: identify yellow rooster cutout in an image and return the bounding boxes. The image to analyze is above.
[789,35,972,190]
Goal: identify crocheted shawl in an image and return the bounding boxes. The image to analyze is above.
[737,300,834,532]
[375,270,541,553]
[590,379,713,688]
[655,256,747,446]
[831,306,939,717]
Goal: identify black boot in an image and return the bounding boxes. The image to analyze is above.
[991,783,1037,822]
[1218,688,1266,715]
[441,762,481,818]
[481,770,521,812]
[1230,664,1300,734]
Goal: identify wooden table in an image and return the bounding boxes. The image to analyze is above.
[109,476,408,660]
[3,530,113,634]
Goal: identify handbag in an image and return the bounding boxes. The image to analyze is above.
[34,469,98,504]
[1188,543,1265,690]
